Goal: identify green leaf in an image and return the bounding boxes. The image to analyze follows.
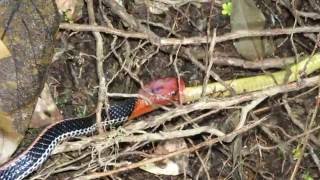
[222,2,232,16]
[302,171,314,180]
[231,0,275,60]
[292,145,302,160]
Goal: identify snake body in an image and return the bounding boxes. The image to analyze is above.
[183,54,320,101]
[0,98,137,180]
[0,77,184,180]
[2,53,319,180]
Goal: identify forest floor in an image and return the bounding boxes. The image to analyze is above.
[25,0,320,179]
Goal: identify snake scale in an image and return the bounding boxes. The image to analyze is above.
[1,53,319,180]
[0,77,185,180]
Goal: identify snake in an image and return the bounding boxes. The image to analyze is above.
[0,53,319,180]
[0,77,185,180]
[182,54,320,101]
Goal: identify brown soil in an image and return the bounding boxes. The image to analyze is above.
[27,0,320,179]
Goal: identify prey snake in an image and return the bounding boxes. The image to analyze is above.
[1,53,320,180]
[0,77,185,180]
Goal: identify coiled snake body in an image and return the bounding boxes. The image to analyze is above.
[0,77,184,180]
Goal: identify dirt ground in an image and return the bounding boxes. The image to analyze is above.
[22,0,320,179]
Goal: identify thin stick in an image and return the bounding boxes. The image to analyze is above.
[86,0,106,134]
[290,87,320,179]
[102,0,160,44]
[59,23,320,45]
[53,125,225,155]
[75,116,269,180]
[53,75,320,154]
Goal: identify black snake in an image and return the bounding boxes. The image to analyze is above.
[0,77,184,180]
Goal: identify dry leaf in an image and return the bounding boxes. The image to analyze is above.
[231,0,275,60]
[30,84,63,128]
[134,0,200,14]
[0,40,11,59]
[55,0,84,22]
[139,138,189,175]
[0,131,22,164]
[0,0,59,163]
[0,112,23,164]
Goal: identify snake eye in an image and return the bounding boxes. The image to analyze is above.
[151,86,164,94]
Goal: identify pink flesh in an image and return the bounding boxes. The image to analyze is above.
[129,77,185,119]
[138,77,185,105]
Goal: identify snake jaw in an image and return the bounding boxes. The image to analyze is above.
[129,77,185,119]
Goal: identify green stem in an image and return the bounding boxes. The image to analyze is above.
[183,53,320,102]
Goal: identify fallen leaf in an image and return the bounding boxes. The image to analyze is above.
[134,0,201,14]
[55,0,84,22]
[0,112,23,164]
[0,130,22,164]
[0,39,11,59]
[30,83,63,128]
[139,138,189,175]
[0,0,59,162]
[231,0,275,60]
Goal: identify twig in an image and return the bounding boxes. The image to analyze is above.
[85,0,106,134]
[201,29,229,97]
[188,139,211,180]
[249,126,320,152]
[139,19,181,38]
[185,48,236,97]
[160,26,320,45]
[308,146,320,173]
[142,75,320,129]
[118,126,226,142]
[308,0,320,13]
[174,109,220,129]
[53,75,320,154]
[283,100,320,146]
[59,23,147,39]
[102,0,160,44]
[183,48,297,69]
[290,86,320,179]
[74,115,269,179]
[171,44,183,104]
[296,10,320,20]
[59,23,320,46]
[53,126,225,155]
[31,152,91,179]
[223,97,266,143]
[237,97,266,130]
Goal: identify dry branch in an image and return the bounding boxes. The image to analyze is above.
[53,75,320,155]
[86,0,106,134]
[75,115,269,179]
[59,23,320,45]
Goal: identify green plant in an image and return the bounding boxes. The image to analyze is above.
[302,171,314,180]
[55,89,72,109]
[292,144,302,160]
[62,9,73,23]
[56,95,69,108]
[222,1,232,16]
[75,105,88,117]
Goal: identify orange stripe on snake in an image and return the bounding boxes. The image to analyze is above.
[0,77,185,180]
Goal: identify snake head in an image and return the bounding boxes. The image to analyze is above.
[129,77,185,119]
[139,77,185,105]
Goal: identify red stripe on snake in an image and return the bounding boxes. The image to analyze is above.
[0,77,185,180]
